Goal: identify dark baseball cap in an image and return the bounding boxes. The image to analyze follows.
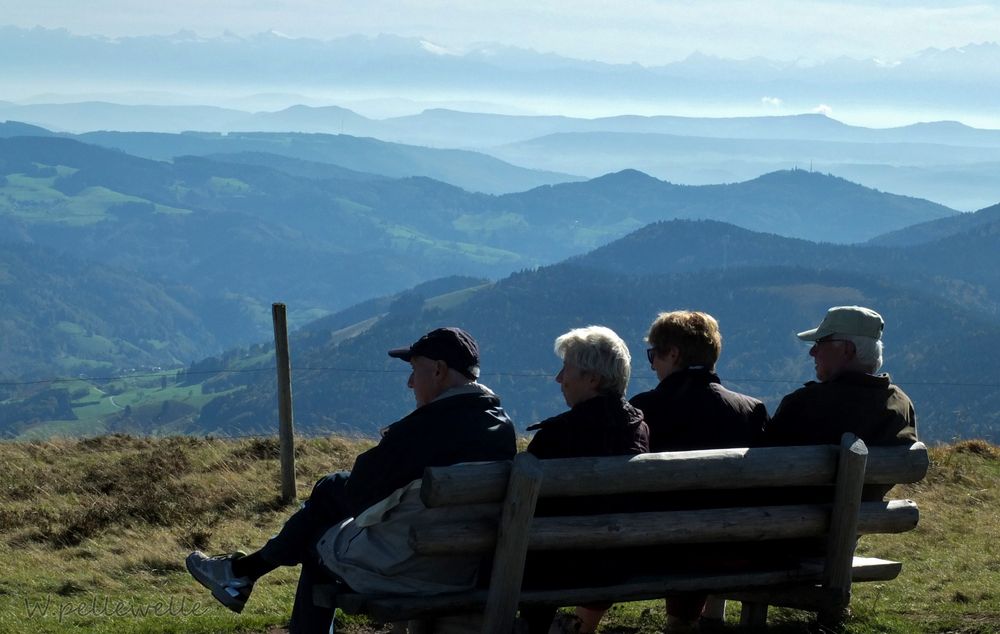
[388,327,481,379]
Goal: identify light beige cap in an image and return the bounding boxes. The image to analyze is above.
[797,306,884,341]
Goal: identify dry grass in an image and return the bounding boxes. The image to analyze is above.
[0,436,997,633]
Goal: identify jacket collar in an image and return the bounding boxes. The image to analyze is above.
[429,381,497,404]
[807,370,892,388]
[655,366,721,393]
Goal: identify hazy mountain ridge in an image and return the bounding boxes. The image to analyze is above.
[495,168,956,244]
[71,129,577,195]
[4,27,999,109]
[486,130,1000,210]
[9,103,1000,208]
[8,104,1000,149]
[868,202,1000,247]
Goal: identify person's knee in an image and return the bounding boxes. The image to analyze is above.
[310,471,350,499]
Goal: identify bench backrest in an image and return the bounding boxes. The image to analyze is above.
[413,436,927,633]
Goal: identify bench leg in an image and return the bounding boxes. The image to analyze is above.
[702,596,726,621]
[739,601,768,627]
[818,603,850,630]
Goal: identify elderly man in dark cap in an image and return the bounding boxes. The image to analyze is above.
[186,327,516,632]
[765,305,917,446]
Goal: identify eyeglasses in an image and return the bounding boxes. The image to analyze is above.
[811,337,849,349]
[646,347,657,364]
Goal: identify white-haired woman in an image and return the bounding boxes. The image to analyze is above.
[525,325,647,458]
[520,325,649,634]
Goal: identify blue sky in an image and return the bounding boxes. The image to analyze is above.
[2,0,998,64]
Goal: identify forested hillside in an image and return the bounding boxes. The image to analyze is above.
[3,130,997,442]
[2,134,961,377]
[0,243,222,380]
[134,261,1000,443]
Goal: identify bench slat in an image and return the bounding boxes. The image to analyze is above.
[421,443,928,508]
[410,499,919,555]
[725,557,903,611]
[343,556,900,623]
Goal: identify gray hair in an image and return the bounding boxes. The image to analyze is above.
[554,325,632,396]
[841,335,883,373]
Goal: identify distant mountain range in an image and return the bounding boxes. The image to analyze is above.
[3,26,1000,118]
[6,103,1000,209]
[7,102,1000,150]
[0,124,575,196]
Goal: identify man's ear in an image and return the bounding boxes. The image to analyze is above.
[843,340,858,360]
[433,359,449,379]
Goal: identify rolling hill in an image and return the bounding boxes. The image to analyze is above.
[74,129,579,195]
[0,242,226,381]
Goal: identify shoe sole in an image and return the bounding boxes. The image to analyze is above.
[185,553,248,614]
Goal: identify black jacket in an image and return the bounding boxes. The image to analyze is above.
[629,367,767,451]
[343,384,516,517]
[526,393,649,459]
[521,393,649,591]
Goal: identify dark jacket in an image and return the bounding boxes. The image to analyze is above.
[629,367,767,452]
[764,371,917,447]
[759,372,919,556]
[343,383,516,517]
[526,392,649,459]
[521,393,649,594]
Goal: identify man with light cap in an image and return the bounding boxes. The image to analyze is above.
[186,327,516,632]
[765,306,917,447]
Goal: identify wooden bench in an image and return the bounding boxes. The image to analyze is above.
[319,435,928,632]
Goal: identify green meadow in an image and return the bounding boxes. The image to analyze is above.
[0,437,996,633]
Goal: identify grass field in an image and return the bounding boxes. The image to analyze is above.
[0,436,996,633]
[0,170,190,226]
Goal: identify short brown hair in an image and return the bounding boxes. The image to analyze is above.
[646,310,722,370]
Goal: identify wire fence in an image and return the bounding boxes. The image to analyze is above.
[3,364,997,443]
[3,365,1000,389]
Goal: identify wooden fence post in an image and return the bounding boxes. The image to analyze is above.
[272,302,297,504]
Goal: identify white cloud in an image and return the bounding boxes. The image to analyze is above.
[420,40,458,56]
[761,96,783,108]
[812,104,834,116]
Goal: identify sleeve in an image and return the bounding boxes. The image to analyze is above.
[890,391,918,444]
[762,393,803,446]
[343,418,427,516]
[749,400,769,447]
[629,421,651,454]
[526,424,556,458]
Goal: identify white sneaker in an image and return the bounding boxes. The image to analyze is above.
[185,550,254,613]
